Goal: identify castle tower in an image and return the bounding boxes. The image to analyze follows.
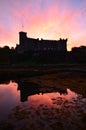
[58,38,67,51]
[19,31,27,45]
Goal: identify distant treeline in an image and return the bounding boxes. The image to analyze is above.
[0,46,13,64]
[0,45,86,65]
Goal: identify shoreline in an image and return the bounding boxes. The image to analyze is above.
[0,65,86,84]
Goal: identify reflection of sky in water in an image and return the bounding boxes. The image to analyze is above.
[28,89,78,108]
[0,81,20,119]
[0,81,86,129]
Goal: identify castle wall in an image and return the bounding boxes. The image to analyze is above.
[16,31,67,53]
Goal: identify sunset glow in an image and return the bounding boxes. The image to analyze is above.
[0,0,86,50]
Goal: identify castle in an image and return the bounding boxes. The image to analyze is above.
[16,31,67,53]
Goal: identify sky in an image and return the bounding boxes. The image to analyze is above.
[0,0,86,51]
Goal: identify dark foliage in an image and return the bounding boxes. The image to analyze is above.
[0,45,86,65]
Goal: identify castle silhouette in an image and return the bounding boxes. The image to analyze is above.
[16,31,67,53]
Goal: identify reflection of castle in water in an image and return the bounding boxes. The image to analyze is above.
[17,81,67,102]
[17,81,40,102]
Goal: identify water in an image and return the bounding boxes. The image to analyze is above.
[0,80,86,130]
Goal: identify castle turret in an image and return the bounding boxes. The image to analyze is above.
[19,31,27,45]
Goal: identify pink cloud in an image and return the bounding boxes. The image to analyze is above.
[0,0,86,50]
